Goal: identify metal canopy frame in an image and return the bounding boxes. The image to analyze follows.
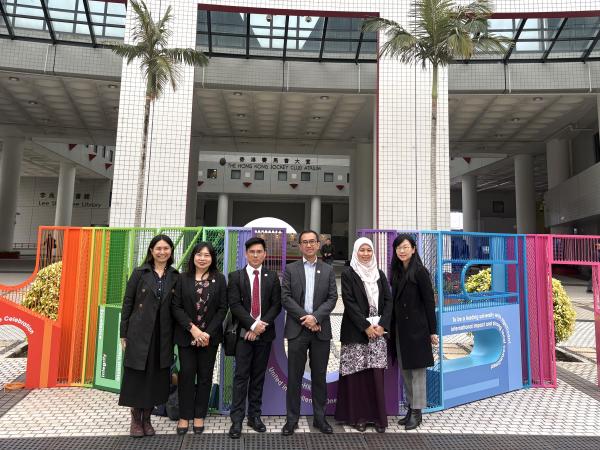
[456,15,600,64]
[198,11,376,64]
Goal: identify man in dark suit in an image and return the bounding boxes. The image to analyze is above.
[281,230,338,435]
[227,237,282,439]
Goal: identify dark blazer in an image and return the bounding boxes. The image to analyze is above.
[171,272,228,347]
[391,265,438,370]
[119,263,178,371]
[227,267,282,342]
[339,267,393,345]
[281,259,338,341]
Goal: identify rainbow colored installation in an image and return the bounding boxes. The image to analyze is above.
[0,227,599,413]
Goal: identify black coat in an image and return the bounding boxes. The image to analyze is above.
[340,267,393,344]
[391,265,437,370]
[171,272,228,347]
[227,267,282,342]
[119,264,178,371]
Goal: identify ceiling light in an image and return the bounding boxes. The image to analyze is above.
[312,116,321,120]
[266,14,272,22]
[233,91,243,96]
[533,97,544,102]
[8,76,19,82]
[305,16,312,23]
[237,113,246,118]
[306,131,316,135]
[28,100,38,105]
[319,95,329,100]
[239,129,248,133]
[494,133,503,138]
[511,117,520,123]
[107,84,118,89]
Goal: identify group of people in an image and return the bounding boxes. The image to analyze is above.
[118,230,437,438]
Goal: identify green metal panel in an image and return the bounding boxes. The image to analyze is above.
[93,304,123,393]
[105,230,129,305]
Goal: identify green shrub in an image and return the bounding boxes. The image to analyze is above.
[22,261,62,320]
[465,268,576,343]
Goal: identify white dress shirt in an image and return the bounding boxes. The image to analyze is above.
[246,264,262,330]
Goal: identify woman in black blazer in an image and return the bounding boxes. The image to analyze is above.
[119,234,178,438]
[390,234,438,430]
[171,241,227,434]
[334,237,392,433]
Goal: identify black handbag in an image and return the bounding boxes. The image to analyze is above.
[223,310,239,356]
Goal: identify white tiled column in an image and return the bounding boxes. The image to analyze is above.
[216,193,228,227]
[310,196,322,234]
[110,0,197,227]
[546,138,571,234]
[54,162,76,226]
[185,139,200,227]
[0,138,24,252]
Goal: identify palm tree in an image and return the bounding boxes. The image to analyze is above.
[362,0,511,229]
[111,0,208,227]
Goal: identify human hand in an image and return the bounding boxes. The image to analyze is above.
[190,325,203,340]
[374,325,385,337]
[254,321,268,335]
[120,338,126,351]
[300,315,317,328]
[245,330,258,341]
[431,334,439,345]
[365,325,378,339]
[309,324,321,332]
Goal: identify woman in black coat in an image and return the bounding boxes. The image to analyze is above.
[334,237,393,433]
[390,234,438,430]
[119,234,178,438]
[171,241,227,435]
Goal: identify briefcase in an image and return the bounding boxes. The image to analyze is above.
[222,310,239,356]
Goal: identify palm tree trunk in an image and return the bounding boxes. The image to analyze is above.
[134,96,151,228]
[430,64,438,230]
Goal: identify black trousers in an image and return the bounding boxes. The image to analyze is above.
[286,328,330,424]
[229,338,272,423]
[177,344,218,420]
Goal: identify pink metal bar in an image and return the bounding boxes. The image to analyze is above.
[593,265,600,387]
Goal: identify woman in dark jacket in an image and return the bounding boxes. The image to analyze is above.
[119,234,178,438]
[334,237,393,433]
[390,234,438,430]
[171,241,227,434]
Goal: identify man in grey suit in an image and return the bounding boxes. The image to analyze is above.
[281,230,338,435]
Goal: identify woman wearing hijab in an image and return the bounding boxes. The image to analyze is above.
[334,237,393,433]
[390,234,438,430]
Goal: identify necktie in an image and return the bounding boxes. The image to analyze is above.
[251,269,260,319]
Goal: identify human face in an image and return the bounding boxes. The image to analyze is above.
[299,232,320,260]
[357,244,373,264]
[246,243,266,269]
[151,240,172,266]
[395,239,415,264]
[194,246,212,273]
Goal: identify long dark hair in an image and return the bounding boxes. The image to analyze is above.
[391,234,423,283]
[143,234,175,267]
[186,241,219,277]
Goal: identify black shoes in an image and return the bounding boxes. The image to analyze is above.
[281,422,299,436]
[313,419,333,434]
[375,426,386,433]
[398,407,412,425]
[228,422,242,439]
[176,420,188,435]
[354,423,367,432]
[193,425,205,434]
[247,416,267,433]
[404,409,422,430]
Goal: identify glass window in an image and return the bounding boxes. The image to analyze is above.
[207,169,218,179]
[278,171,287,181]
[324,172,334,182]
[254,170,265,180]
[301,172,311,181]
[231,169,241,179]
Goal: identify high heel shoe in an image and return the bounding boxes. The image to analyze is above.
[176,420,189,435]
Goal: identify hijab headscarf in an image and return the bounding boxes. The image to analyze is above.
[350,237,380,310]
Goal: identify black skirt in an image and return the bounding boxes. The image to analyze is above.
[118,314,169,409]
[334,368,388,427]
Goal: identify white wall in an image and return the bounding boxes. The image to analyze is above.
[571,131,597,176]
[15,177,111,245]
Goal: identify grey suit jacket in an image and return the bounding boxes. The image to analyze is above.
[281,259,338,340]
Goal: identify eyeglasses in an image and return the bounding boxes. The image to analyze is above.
[300,240,318,246]
[397,246,413,251]
[247,250,265,255]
